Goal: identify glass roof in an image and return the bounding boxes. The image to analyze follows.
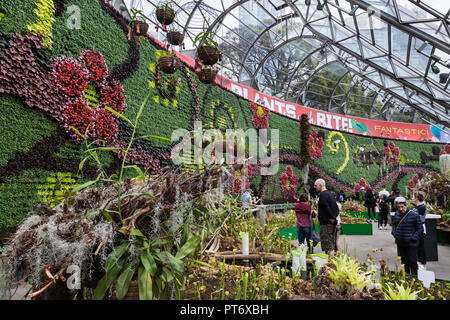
[117,0,450,127]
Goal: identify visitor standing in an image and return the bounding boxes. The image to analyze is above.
[364,188,377,222]
[358,187,366,205]
[378,194,389,230]
[412,191,427,269]
[338,190,346,202]
[333,192,342,252]
[387,188,401,225]
[391,197,424,275]
[378,187,390,199]
[311,179,339,254]
[294,193,316,253]
[241,188,253,209]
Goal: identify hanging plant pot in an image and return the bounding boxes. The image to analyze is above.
[156,8,175,26]
[158,55,180,74]
[132,20,149,36]
[167,31,184,46]
[197,45,220,65]
[196,68,217,84]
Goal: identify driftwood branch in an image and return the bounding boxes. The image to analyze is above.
[28,268,66,299]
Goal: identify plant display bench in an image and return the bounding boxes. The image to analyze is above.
[390,213,441,261]
[279,222,372,240]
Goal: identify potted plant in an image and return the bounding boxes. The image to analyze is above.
[158,51,180,74]
[195,65,218,84]
[193,23,222,66]
[156,0,176,26]
[167,28,184,46]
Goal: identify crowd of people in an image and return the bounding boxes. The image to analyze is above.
[241,180,429,276]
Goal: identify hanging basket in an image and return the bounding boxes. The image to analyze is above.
[156,8,175,26]
[167,31,184,46]
[197,45,220,65]
[196,68,217,84]
[132,20,149,36]
[158,55,180,74]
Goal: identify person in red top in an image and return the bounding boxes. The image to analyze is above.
[294,193,317,252]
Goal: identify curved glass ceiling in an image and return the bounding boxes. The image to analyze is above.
[117,0,450,127]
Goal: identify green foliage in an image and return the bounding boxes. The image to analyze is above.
[36,172,79,207]
[0,94,57,166]
[27,0,55,49]
[0,169,55,227]
[50,0,129,71]
[384,281,420,300]
[93,232,201,300]
[0,0,37,34]
[328,253,374,294]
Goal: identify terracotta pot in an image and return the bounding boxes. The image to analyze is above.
[197,45,220,65]
[158,55,180,74]
[156,8,175,25]
[196,68,217,84]
[167,31,184,46]
[132,20,149,36]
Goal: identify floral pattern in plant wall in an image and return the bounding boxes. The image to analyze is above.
[384,141,400,165]
[439,144,450,155]
[280,165,298,198]
[407,174,420,191]
[231,164,252,194]
[309,130,324,160]
[250,102,270,129]
[354,177,371,193]
[52,49,125,142]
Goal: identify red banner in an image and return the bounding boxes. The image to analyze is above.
[150,35,448,143]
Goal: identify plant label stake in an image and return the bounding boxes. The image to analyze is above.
[418,268,435,288]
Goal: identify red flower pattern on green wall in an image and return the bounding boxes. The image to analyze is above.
[52,49,125,142]
[280,165,298,198]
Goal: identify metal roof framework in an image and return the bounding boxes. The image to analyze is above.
[120,0,450,127]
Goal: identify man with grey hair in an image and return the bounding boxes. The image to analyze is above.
[312,179,339,254]
[391,197,423,275]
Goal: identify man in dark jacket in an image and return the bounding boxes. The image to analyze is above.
[312,178,339,254]
[391,197,424,275]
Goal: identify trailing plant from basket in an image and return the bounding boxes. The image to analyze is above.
[127,9,148,39]
[93,228,201,300]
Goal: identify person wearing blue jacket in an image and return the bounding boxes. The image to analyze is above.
[391,197,424,275]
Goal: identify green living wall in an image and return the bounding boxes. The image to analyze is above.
[0,0,444,228]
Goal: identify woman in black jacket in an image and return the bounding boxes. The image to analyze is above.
[364,188,377,222]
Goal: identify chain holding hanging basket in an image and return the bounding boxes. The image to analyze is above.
[158,55,180,74]
[167,30,184,46]
[196,67,217,84]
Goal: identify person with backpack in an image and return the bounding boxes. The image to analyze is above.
[391,197,424,275]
